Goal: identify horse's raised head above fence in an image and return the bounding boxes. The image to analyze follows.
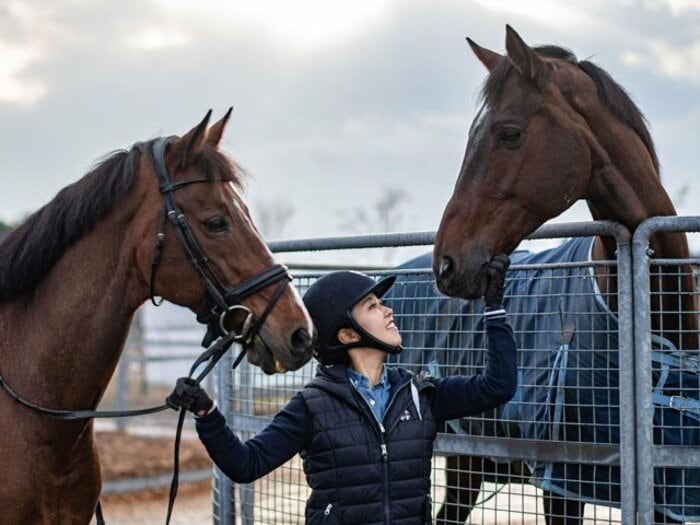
[433,25,679,298]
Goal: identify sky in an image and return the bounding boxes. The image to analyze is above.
[1,0,699,254]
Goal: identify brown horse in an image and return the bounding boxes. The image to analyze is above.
[432,26,697,524]
[0,111,313,524]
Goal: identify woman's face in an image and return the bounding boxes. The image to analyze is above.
[349,293,402,347]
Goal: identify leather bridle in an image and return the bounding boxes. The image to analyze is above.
[141,137,292,349]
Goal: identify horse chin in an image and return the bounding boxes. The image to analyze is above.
[246,338,309,375]
[436,268,488,300]
[246,345,284,375]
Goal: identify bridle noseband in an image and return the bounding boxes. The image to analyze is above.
[141,137,292,349]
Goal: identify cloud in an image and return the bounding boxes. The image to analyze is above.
[620,36,700,84]
[0,1,53,105]
[468,0,605,34]
[643,0,700,15]
[126,28,192,51]
[0,42,47,105]
[0,0,698,247]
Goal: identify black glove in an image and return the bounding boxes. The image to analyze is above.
[484,254,510,309]
[166,377,213,417]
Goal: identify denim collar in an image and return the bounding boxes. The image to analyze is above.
[346,366,388,389]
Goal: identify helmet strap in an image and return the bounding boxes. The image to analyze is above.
[341,314,403,355]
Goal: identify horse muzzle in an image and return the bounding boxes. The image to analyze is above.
[434,251,489,300]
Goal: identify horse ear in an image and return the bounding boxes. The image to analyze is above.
[207,107,233,148]
[467,37,501,72]
[504,25,547,86]
[171,109,212,169]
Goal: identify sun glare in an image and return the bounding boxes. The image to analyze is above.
[161,0,389,53]
[469,0,601,35]
[238,0,388,51]
[127,29,192,51]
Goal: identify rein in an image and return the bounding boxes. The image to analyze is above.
[0,136,295,524]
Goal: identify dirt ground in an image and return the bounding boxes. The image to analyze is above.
[96,430,212,480]
[92,430,215,524]
[93,482,213,525]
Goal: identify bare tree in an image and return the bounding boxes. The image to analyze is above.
[253,198,295,240]
[339,187,411,264]
[673,182,690,210]
[339,187,410,234]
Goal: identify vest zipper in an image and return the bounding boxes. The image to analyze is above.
[323,503,333,517]
[351,379,412,525]
[379,381,410,525]
[380,424,390,525]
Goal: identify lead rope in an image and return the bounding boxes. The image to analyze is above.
[164,346,248,525]
[164,279,289,524]
[95,501,105,525]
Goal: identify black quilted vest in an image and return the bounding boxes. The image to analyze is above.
[301,365,437,524]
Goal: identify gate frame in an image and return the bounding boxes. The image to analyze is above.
[212,218,700,525]
[632,215,700,524]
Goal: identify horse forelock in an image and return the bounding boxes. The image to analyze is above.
[191,144,246,190]
[0,148,140,303]
[479,45,659,173]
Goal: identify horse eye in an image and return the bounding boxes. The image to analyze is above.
[498,127,523,147]
[203,216,229,233]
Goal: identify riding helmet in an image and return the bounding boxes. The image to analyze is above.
[302,271,402,365]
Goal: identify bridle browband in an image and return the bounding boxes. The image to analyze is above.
[0,136,298,525]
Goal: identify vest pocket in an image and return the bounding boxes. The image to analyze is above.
[424,495,433,524]
[309,502,340,524]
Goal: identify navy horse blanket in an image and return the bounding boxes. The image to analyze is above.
[384,236,700,521]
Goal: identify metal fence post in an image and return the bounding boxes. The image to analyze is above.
[115,355,129,432]
[239,360,256,525]
[213,347,235,525]
[632,221,654,525]
[117,309,144,431]
[615,226,637,524]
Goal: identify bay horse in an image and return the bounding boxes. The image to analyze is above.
[431,26,698,524]
[0,110,314,524]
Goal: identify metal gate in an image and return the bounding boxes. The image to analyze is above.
[210,218,700,525]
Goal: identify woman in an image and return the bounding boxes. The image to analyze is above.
[166,255,517,524]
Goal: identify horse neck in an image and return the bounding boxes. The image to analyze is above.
[583,112,698,349]
[1,211,146,413]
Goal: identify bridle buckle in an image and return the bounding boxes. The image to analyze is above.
[219,305,254,341]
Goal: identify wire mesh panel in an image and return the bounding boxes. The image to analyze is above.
[214,220,700,524]
[385,236,627,524]
[648,259,700,524]
[632,218,700,525]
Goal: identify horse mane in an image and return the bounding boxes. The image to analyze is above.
[0,139,244,303]
[481,45,659,172]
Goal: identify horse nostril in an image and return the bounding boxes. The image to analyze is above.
[438,255,454,280]
[291,327,312,356]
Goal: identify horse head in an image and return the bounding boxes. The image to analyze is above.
[433,25,660,299]
[132,110,313,374]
